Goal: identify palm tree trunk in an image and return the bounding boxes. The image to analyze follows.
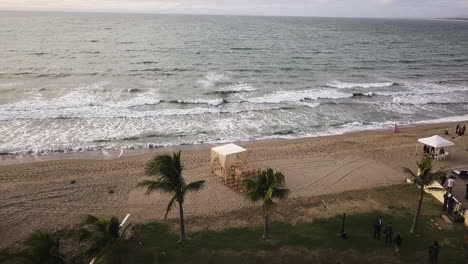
[178,201,187,242]
[263,214,270,240]
[410,184,425,233]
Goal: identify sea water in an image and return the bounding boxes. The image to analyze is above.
[1,12,468,154]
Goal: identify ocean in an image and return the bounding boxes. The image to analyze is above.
[1,11,468,155]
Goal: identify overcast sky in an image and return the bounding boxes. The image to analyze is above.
[1,0,468,18]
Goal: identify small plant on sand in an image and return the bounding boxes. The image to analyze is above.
[19,231,65,264]
[403,155,444,234]
[80,215,121,255]
[137,151,205,242]
[242,168,290,240]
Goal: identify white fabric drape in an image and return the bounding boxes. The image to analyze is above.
[417,135,454,148]
[210,144,248,173]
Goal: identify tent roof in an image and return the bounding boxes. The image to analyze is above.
[211,143,246,156]
[417,135,454,148]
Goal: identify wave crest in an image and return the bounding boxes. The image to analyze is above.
[327,80,395,89]
[245,89,352,104]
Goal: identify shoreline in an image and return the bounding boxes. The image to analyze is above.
[2,118,467,166]
[2,118,468,248]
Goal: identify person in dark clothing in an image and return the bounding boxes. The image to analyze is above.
[394,234,402,256]
[373,219,382,240]
[423,144,428,154]
[384,224,393,244]
[456,124,460,135]
[428,240,440,264]
[443,192,449,211]
[439,174,447,187]
[430,146,435,154]
[447,194,455,214]
[465,184,468,200]
[444,129,449,135]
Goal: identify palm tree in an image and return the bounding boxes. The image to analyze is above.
[137,151,205,242]
[21,231,65,264]
[403,155,444,234]
[242,168,290,240]
[80,215,120,255]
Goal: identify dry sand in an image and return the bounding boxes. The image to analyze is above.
[1,122,468,248]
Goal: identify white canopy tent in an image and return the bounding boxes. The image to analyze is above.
[415,135,455,157]
[211,143,248,175]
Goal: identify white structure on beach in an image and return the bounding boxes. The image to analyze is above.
[416,135,455,158]
[210,143,248,175]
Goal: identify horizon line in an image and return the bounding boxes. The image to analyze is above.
[0,9,449,20]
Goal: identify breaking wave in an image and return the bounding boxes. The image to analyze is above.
[245,89,353,104]
[327,80,395,89]
[170,99,226,106]
[204,83,258,95]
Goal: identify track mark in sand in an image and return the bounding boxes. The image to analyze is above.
[295,157,367,191]
[329,160,375,187]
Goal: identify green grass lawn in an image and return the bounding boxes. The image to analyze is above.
[98,185,468,264]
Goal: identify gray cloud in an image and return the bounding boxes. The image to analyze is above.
[1,0,468,18]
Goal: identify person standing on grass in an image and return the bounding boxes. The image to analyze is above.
[428,240,440,264]
[447,177,455,193]
[384,224,393,244]
[373,217,382,240]
[394,234,402,256]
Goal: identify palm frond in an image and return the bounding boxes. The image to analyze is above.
[164,196,177,219]
[242,178,263,202]
[24,231,63,264]
[84,214,99,225]
[172,151,183,175]
[81,215,121,256]
[272,188,290,200]
[402,167,417,179]
[184,180,206,193]
[107,217,121,240]
[143,153,185,190]
[405,156,447,188]
[136,180,175,195]
[242,168,290,210]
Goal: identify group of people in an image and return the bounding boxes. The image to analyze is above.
[422,144,445,156]
[372,216,402,255]
[372,216,441,263]
[439,174,456,193]
[455,124,465,136]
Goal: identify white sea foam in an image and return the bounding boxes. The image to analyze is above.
[0,82,21,88]
[198,72,229,88]
[0,100,283,121]
[245,89,352,104]
[0,85,161,115]
[375,81,468,97]
[297,102,321,108]
[327,80,395,89]
[176,98,225,106]
[391,93,464,105]
[224,82,258,92]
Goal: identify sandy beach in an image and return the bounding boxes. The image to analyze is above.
[1,121,468,248]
